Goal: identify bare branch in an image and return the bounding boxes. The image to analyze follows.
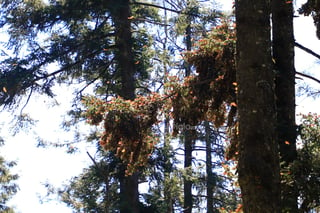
[296,71,320,85]
[86,151,99,168]
[20,86,34,115]
[295,42,320,60]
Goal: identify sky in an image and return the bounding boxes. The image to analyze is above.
[1,86,95,212]
[1,0,320,212]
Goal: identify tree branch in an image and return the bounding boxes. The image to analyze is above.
[296,71,320,85]
[295,42,320,60]
[20,85,34,115]
[86,151,99,168]
[34,46,116,83]
[131,1,208,17]
[132,1,187,15]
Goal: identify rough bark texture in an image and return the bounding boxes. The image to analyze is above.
[236,0,280,212]
[110,1,139,213]
[272,0,298,212]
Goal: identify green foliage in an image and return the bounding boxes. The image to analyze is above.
[58,153,120,213]
[290,113,320,211]
[141,163,184,212]
[0,0,157,107]
[280,113,320,211]
[0,140,19,213]
[169,0,220,37]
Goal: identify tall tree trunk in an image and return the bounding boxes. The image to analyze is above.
[183,13,193,213]
[110,1,139,213]
[271,0,298,211]
[235,0,280,212]
[112,0,136,101]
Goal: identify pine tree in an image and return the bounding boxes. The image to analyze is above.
[0,0,158,212]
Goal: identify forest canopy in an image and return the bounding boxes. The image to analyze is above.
[0,0,320,212]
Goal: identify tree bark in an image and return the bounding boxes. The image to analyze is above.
[110,1,139,213]
[112,0,136,101]
[271,0,298,211]
[236,0,280,211]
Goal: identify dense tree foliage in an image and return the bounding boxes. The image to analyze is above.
[291,113,320,212]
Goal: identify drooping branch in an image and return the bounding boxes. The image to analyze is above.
[296,71,320,84]
[295,42,320,60]
[294,42,320,84]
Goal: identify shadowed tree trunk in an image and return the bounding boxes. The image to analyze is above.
[236,0,280,211]
[272,0,298,211]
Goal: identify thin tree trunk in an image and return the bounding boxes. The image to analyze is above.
[184,129,193,213]
[272,0,298,211]
[164,118,174,213]
[205,121,214,213]
[163,3,174,211]
[235,0,280,211]
[183,10,193,213]
[110,1,139,213]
